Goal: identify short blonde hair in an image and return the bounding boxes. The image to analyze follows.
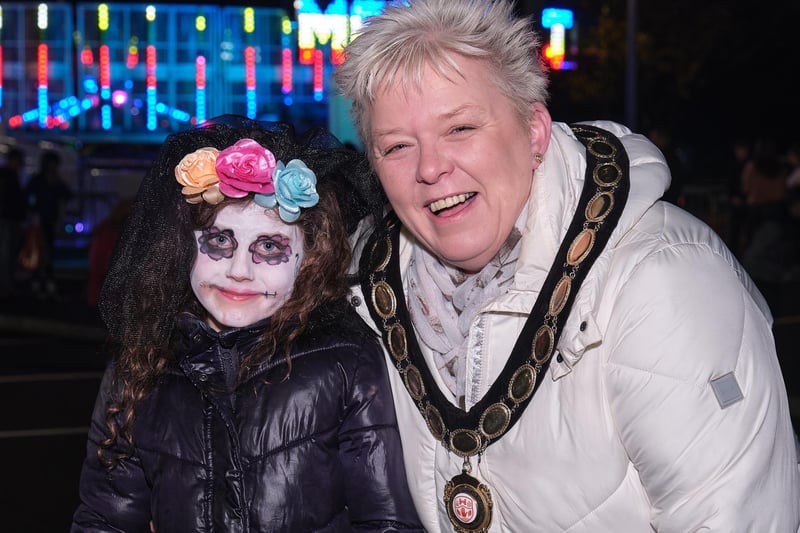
[334,0,549,154]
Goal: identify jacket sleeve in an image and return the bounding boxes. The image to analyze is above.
[71,365,153,533]
[337,338,425,532]
[604,241,800,532]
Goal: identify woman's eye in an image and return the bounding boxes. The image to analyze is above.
[382,143,407,156]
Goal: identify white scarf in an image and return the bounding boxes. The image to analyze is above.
[406,209,526,404]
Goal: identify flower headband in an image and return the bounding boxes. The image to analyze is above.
[174,138,319,223]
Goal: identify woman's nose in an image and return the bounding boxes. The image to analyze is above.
[417,143,450,184]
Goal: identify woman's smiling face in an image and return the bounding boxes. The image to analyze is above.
[190,201,304,331]
[369,54,549,272]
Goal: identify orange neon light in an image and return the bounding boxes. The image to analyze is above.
[37,44,48,87]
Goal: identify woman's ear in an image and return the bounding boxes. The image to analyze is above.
[529,102,552,164]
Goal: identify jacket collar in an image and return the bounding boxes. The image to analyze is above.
[173,312,268,359]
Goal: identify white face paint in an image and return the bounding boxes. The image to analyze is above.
[190,202,305,331]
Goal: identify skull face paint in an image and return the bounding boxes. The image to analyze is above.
[190,202,305,331]
[198,228,293,265]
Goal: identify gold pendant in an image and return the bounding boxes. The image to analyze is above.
[443,457,493,532]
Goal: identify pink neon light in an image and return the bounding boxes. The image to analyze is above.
[81,47,94,66]
[313,49,323,93]
[48,115,68,128]
[196,56,206,89]
[281,48,292,93]
[111,90,128,106]
[146,45,157,88]
[245,46,256,90]
[126,48,138,69]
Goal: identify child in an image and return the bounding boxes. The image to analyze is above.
[71,116,422,532]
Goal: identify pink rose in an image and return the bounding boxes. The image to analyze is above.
[215,138,277,198]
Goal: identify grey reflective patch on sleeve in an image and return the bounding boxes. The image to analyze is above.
[710,372,744,409]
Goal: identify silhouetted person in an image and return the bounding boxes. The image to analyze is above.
[0,146,26,299]
[648,126,688,206]
[784,141,800,277]
[726,138,751,256]
[86,198,131,307]
[740,138,790,312]
[786,142,800,220]
[23,150,73,298]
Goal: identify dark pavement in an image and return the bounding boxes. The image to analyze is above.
[0,268,107,532]
[0,252,798,532]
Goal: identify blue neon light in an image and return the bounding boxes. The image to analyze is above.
[246,90,256,119]
[147,87,157,130]
[196,87,206,123]
[101,104,111,129]
[541,8,574,29]
[38,86,48,127]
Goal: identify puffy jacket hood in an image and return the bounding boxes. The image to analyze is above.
[513,121,670,292]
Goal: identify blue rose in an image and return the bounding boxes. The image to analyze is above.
[270,159,319,222]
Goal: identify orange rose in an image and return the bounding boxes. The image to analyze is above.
[175,147,223,204]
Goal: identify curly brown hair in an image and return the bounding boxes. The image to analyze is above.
[96,116,366,468]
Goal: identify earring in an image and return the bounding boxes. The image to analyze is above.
[534,153,544,164]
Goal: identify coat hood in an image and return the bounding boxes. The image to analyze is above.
[513,121,670,292]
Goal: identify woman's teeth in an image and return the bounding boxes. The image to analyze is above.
[428,192,475,213]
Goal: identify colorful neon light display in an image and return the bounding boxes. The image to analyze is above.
[0,1,387,141]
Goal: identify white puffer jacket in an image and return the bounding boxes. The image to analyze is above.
[350,121,800,532]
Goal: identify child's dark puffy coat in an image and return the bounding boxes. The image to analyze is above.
[72,308,423,532]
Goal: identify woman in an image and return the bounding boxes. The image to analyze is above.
[71,116,422,532]
[335,0,800,531]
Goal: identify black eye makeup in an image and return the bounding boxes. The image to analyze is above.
[198,227,237,260]
[250,234,292,265]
